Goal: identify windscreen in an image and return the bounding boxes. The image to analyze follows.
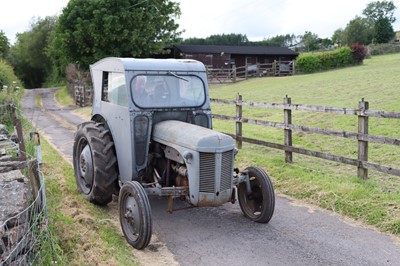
[131,73,206,108]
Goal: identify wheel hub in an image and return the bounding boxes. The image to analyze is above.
[125,197,140,235]
[79,144,93,191]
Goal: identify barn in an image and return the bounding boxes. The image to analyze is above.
[168,45,299,79]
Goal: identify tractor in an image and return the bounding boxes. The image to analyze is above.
[73,57,275,249]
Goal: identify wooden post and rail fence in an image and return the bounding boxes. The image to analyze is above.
[207,60,295,84]
[211,95,400,179]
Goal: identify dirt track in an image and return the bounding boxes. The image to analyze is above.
[23,88,400,266]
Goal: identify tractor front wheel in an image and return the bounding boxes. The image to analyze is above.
[238,167,275,223]
[119,181,152,249]
[73,122,118,205]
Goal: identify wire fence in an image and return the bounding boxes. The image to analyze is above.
[1,102,56,265]
[0,171,50,265]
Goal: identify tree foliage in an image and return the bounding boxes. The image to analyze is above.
[51,0,181,70]
[0,30,10,59]
[332,28,344,46]
[181,33,300,47]
[301,31,320,52]
[182,33,249,45]
[374,16,395,43]
[259,34,298,47]
[362,0,397,23]
[342,16,374,45]
[9,16,56,88]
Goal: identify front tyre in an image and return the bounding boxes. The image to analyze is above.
[238,167,275,223]
[119,181,152,250]
[73,122,118,205]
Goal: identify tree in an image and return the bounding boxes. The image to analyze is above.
[332,28,345,47]
[342,16,374,45]
[181,33,249,45]
[181,37,207,45]
[181,33,299,47]
[259,34,298,47]
[9,16,57,88]
[301,31,320,52]
[320,38,333,49]
[374,16,395,43]
[362,0,397,23]
[0,30,10,59]
[207,33,249,45]
[51,0,181,70]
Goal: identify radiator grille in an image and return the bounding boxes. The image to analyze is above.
[221,150,234,190]
[199,150,234,193]
[199,153,215,193]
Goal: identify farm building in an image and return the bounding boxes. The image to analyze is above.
[395,30,400,43]
[168,45,299,80]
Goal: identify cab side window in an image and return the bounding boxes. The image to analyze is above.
[101,72,109,102]
[102,72,128,107]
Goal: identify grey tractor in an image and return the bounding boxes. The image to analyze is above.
[73,57,275,249]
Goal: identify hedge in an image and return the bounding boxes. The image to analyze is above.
[295,46,367,74]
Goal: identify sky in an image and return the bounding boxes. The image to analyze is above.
[1,0,400,44]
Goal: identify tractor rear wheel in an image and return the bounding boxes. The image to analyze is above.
[119,181,152,249]
[73,121,118,205]
[238,167,275,223]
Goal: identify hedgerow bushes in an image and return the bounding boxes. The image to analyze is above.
[368,43,400,55]
[0,60,23,103]
[296,45,368,74]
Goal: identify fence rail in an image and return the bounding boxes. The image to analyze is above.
[211,95,400,179]
[207,60,295,84]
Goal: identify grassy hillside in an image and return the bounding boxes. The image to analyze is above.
[211,54,399,111]
[210,53,400,234]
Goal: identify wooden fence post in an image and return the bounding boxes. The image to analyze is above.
[284,95,293,163]
[358,98,369,179]
[232,65,237,83]
[236,94,243,149]
[11,104,26,161]
[291,60,296,75]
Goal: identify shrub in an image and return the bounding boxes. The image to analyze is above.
[295,54,321,73]
[334,47,354,67]
[319,51,336,69]
[350,44,368,64]
[368,43,400,55]
[0,60,23,103]
[296,47,355,74]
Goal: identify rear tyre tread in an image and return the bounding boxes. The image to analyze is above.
[73,121,118,206]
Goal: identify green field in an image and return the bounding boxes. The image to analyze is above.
[209,53,400,234]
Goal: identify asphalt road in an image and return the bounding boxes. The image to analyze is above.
[23,88,400,266]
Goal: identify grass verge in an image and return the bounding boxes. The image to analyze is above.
[39,132,138,265]
[55,86,75,107]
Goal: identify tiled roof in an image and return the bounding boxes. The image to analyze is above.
[173,45,299,56]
